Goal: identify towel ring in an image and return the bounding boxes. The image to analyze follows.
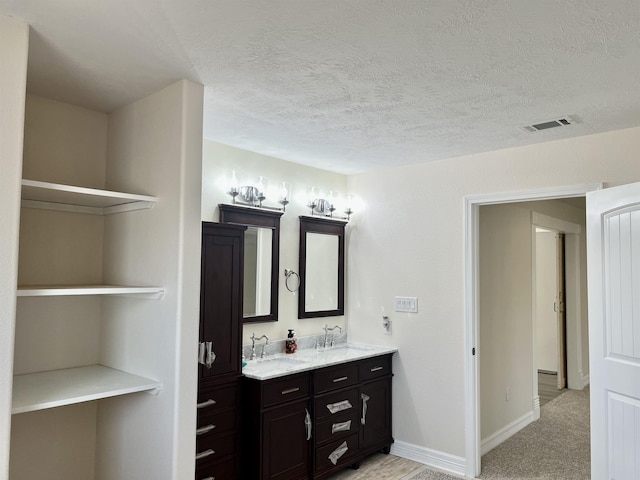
[284,269,300,292]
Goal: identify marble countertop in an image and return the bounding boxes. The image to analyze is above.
[242,343,398,381]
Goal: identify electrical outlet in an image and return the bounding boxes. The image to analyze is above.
[382,316,392,335]
[394,296,418,313]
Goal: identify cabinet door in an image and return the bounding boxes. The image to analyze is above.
[359,377,392,450]
[262,399,311,480]
[200,223,244,381]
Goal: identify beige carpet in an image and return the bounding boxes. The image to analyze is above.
[408,387,590,479]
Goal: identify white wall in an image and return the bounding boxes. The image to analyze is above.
[201,140,348,344]
[347,125,640,463]
[0,14,28,480]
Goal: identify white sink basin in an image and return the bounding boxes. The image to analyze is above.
[331,343,374,352]
[314,344,375,356]
[243,356,309,375]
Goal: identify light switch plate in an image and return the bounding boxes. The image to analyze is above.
[394,296,418,313]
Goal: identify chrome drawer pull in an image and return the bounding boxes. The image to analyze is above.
[361,393,370,425]
[332,376,348,383]
[195,449,215,460]
[282,387,300,395]
[196,424,216,435]
[370,366,383,372]
[197,399,216,409]
[201,477,215,480]
[304,408,312,440]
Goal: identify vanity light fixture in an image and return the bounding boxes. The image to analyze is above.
[278,181,291,211]
[307,189,354,221]
[227,171,290,212]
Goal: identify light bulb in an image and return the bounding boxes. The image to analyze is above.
[229,170,239,193]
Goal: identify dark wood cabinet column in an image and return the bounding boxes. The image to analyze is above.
[195,222,246,479]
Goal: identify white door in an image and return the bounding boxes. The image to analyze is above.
[536,230,560,373]
[556,233,566,389]
[587,182,640,480]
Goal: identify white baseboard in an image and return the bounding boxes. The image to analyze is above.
[581,373,590,387]
[533,396,541,421]
[391,440,466,477]
[481,410,535,455]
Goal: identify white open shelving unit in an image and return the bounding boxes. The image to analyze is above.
[12,366,161,414]
[21,179,157,215]
[13,179,163,414]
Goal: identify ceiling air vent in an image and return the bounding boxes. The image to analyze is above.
[520,115,581,133]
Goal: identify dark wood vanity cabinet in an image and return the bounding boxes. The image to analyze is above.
[196,222,246,479]
[242,372,313,480]
[358,356,393,453]
[312,354,393,479]
[243,353,394,480]
[313,364,361,478]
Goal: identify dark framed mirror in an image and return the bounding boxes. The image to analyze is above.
[219,204,283,323]
[298,216,345,319]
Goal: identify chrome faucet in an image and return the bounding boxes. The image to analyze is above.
[250,333,269,360]
[323,324,343,348]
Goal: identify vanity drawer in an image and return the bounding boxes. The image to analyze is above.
[315,408,359,445]
[315,363,358,394]
[196,407,237,437]
[314,387,359,420]
[197,382,238,422]
[196,455,237,480]
[262,372,310,408]
[359,355,392,382]
[196,432,237,465]
[315,432,359,473]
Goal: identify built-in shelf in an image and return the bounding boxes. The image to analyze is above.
[17,285,164,297]
[21,179,157,215]
[12,365,161,414]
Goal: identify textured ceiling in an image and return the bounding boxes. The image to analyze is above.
[2,0,640,174]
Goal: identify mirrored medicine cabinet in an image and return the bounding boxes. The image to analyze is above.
[298,216,345,319]
[219,204,283,323]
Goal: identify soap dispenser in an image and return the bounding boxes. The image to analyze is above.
[285,329,297,354]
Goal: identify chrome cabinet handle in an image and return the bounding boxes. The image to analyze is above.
[196,424,216,435]
[197,399,216,409]
[195,449,215,460]
[304,408,312,440]
[370,366,383,372]
[282,387,300,395]
[206,341,215,368]
[201,477,215,480]
[198,341,216,369]
[332,376,348,383]
[361,393,370,425]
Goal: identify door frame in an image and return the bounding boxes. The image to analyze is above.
[464,183,601,477]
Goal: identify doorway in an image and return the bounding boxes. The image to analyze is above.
[464,184,599,477]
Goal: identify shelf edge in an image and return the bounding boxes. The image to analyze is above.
[11,365,162,415]
[16,285,165,297]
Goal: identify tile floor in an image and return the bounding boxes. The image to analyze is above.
[327,453,424,479]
